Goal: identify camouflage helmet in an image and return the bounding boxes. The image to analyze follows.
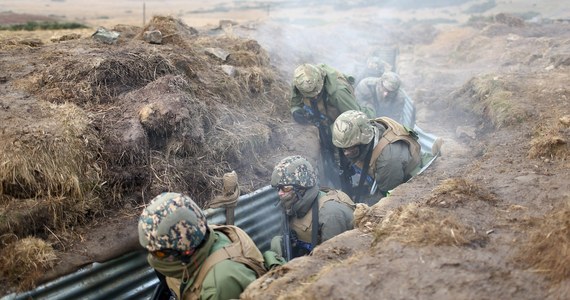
[293,64,324,98]
[138,192,208,252]
[271,155,317,189]
[332,110,374,148]
[366,56,386,75]
[380,71,401,92]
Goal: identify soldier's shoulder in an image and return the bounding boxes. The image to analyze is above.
[360,76,382,86]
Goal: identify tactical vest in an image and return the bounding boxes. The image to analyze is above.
[355,117,421,178]
[167,225,267,300]
[290,189,355,243]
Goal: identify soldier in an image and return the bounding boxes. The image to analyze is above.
[332,110,422,205]
[355,71,416,128]
[290,63,375,125]
[270,155,355,260]
[138,192,280,300]
[290,63,375,188]
[356,56,392,83]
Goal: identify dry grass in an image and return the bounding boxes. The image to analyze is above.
[0,15,292,294]
[453,74,532,128]
[373,203,488,247]
[528,120,569,159]
[0,101,103,237]
[0,102,101,199]
[426,178,496,208]
[136,15,198,47]
[514,200,570,282]
[16,46,179,105]
[0,237,58,291]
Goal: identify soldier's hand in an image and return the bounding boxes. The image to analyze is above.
[292,109,309,124]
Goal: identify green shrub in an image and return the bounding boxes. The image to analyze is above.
[0,21,88,31]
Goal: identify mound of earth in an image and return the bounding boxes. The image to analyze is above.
[0,15,319,294]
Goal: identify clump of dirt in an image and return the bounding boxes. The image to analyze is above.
[426,178,496,208]
[16,45,180,105]
[136,15,199,47]
[373,203,488,247]
[0,100,103,238]
[0,237,58,292]
[0,101,100,199]
[528,118,569,159]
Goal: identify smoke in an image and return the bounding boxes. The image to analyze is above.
[237,3,402,78]
[228,0,467,81]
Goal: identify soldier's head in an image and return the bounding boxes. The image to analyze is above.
[271,155,318,209]
[379,72,401,97]
[332,110,374,160]
[293,64,324,99]
[138,192,208,261]
[365,56,386,77]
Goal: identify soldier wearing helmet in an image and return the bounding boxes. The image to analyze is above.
[355,71,416,128]
[290,63,374,125]
[332,111,422,205]
[138,192,263,300]
[290,63,375,189]
[356,56,392,82]
[269,155,355,259]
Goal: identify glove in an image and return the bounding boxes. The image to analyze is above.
[292,109,309,124]
[262,250,286,269]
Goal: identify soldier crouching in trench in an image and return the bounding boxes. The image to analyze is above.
[269,155,355,260]
[138,192,284,300]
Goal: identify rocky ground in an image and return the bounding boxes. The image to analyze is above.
[0,0,569,299]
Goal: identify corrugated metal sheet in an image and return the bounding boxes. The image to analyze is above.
[4,186,281,300]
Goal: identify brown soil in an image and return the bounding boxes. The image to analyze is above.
[1,1,569,299]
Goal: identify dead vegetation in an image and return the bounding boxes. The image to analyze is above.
[373,202,488,248]
[426,178,497,208]
[528,118,570,160]
[515,200,570,283]
[453,74,533,128]
[0,100,104,239]
[0,237,58,292]
[0,15,293,292]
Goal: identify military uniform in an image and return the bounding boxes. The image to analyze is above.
[270,156,355,259]
[355,56,392,84]
[138,193,268,300]
[355,73,416,128]
[332,112,422,205]
[291,63,375,124]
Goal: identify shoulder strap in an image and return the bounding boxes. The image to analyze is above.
[311,198,319,247]
[318,189,355,208]
[368,117,422,175]
[186,226,267,299]
[187,244,238,298]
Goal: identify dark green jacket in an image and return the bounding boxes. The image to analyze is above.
[168,232,257,300]
[291,64,375,122]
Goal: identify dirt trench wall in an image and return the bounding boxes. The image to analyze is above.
[0,16,295,286]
